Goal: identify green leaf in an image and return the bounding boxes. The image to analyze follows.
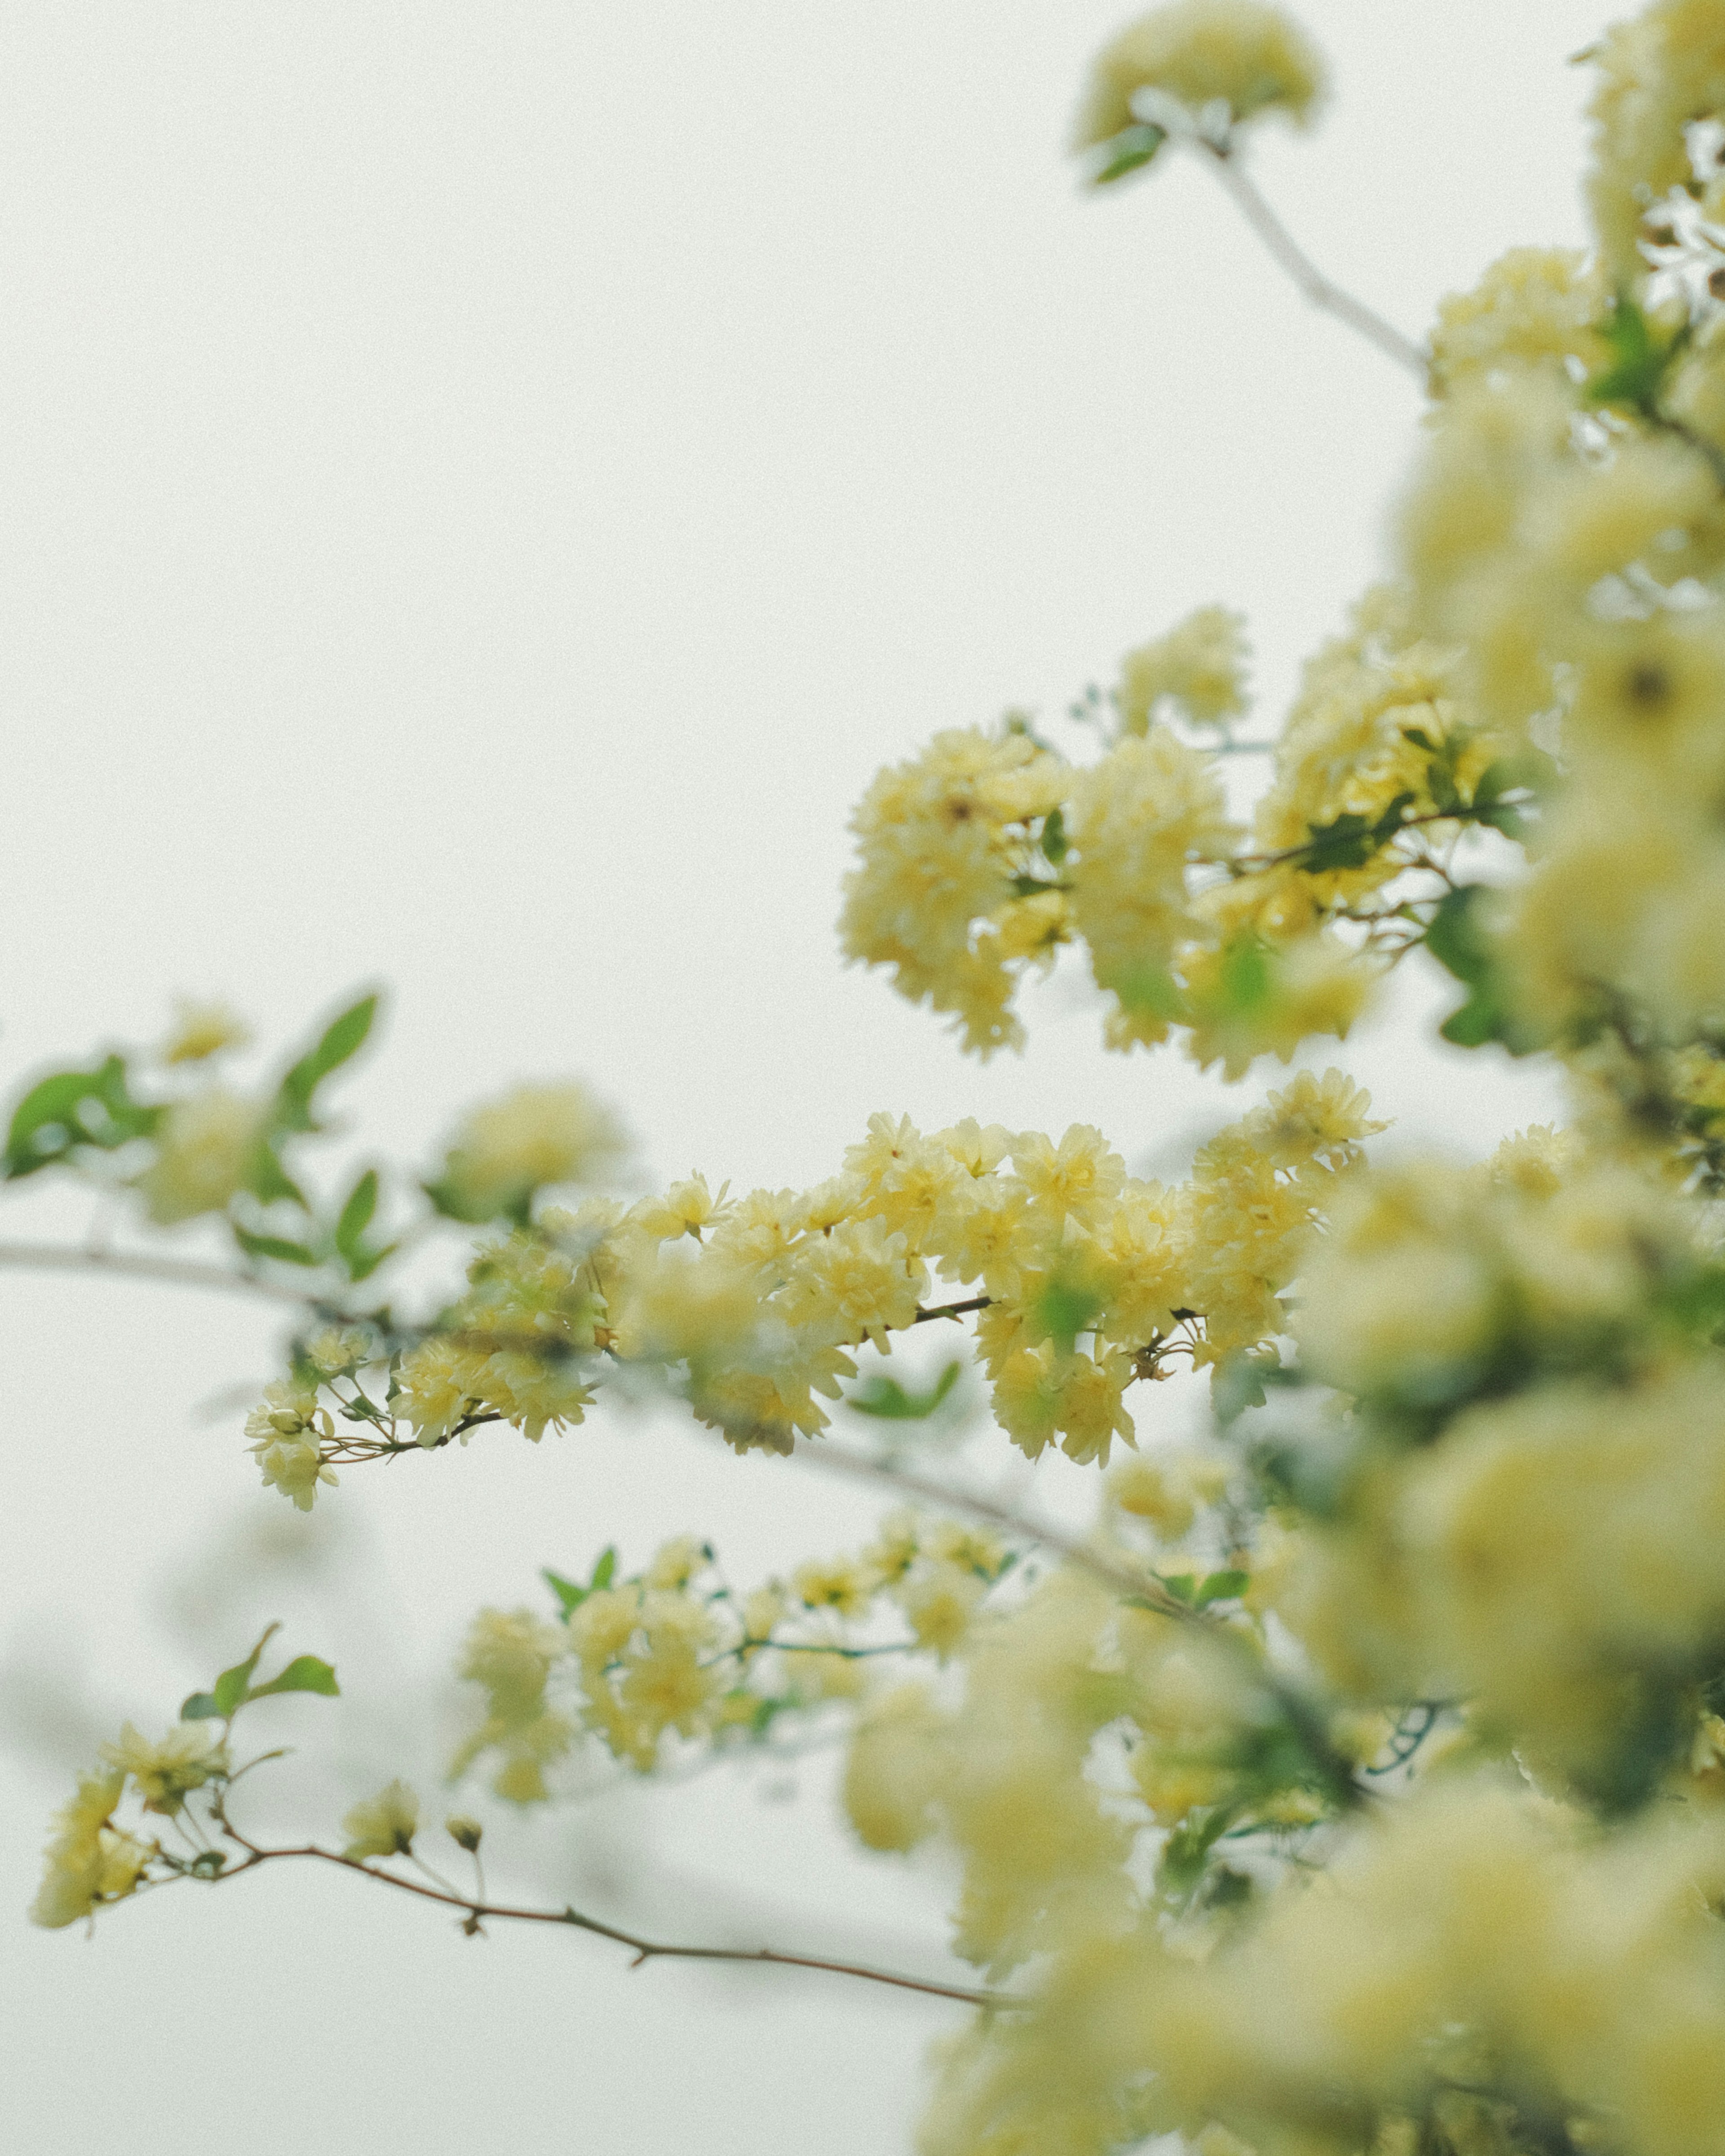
[590,1546,618,1592]
[1194,1569,1251,1608]
[1157,1805,1234,1900]
[1091,122,1166,185]
[204,1627,278,1719]
[421,1175,493,1225]
[1104,959,1186,1024]
[1370,789,1416,844]
[274,994,378,1135]
[245,1141,306,1208]
[346,1241,398,1283]
[335,1169,379,1255]
[1155,1573,1198,1605]
[179,1691,223,1722]
[1212,1348,1293,1426]
[1218,933,1272,1017]
[848,1360,962,1421]
[1007,874,1067,900]
[233,1225,321,1267]
[1040,807,1069,865]
[247,1655,339,1701]
[1400,726,1438,753]
[4,1055,161,1178]
[1423,883,1538,1052]
[544,1567,588,1619]
[1588,294,1687,415]
[1294,812,1373,874]
[1038,1281,1103,1355]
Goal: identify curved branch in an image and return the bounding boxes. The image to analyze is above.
[212,1838,1010,2010]
[1198,142,1429,382]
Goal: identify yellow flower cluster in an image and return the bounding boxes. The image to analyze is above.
[1073,1,1325,157]
[923,1773,1725,2156]
[837,725,1071,1054]
[451,1520,1014,1785]
[1586,0,1725,284]
[244,1074,1382,1494]
[29,1771,151,1931]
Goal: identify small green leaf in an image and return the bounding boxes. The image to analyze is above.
[346,1241,398,1283]
[1369,789,1416,843]
[246,1142,306,1208]
[1157,1804,1234,1900]
[1007,873,1067,900]
[233,1226,321,1266]
[274,994,378,1135]
[1104,959,1185,1024]
[847,1360,962,1421]
[247,1655,339,1701]
[1294,812,1373,873]
[590,1546,618,1592]
[1156,1573,1197,1605]
[335,1169,379,1255]
[1038,1281,1103,1356]
[1040,807,1069,865]
[544,1567,588,1619]
[421,1175,492,1224]
[1588,294,1688,415]
[4,1055,161,1178]
[1194,1569,1250,1608]
[1212,1347,1291,1426]
[1090,122,1166,185]
[1400,726,1438,753]
[1218,933,1272,1016]
[179,1691,223,1722]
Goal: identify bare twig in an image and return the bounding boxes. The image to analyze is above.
[0,1238,324,1310]
[207,1828,1009,2010]
[1197,142,1429,382]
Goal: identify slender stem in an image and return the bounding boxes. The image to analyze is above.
[911,1295,991,1325]
[0,1237,324,1310]
[210,1835,1009,2010]
[1198,142,1429,382]
[787,1438,1171,1609]
[785,1439,1369,1809]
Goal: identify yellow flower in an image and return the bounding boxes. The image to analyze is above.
[392,1337,488,1446]
[160,998,251,1065]
[1429,248,1607,393]
[1074,1,1325,156]
[101,1722,226,1814]
[341,1780,419,1859]
[137,1087,263,1225]
[1117,605,1250,732]
[897,1560,986,1657]
[792,1554,879,1619]
[438,1081,625,1219]
[843,1683,947,1852]
[30,1769,150,1930]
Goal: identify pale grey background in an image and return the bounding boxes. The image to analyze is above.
[0,4,1609,2150]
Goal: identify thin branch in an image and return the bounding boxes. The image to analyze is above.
[911,1295,991,1325]
[786,1439,1369,1810]
[787,1437,1177,1610]
[210,1835,1010,2010]
[0,1238,324,1310]
[1197,141,1429,382]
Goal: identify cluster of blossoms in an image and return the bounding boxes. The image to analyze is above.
[448,1519,1015,1795]
[837,581,1536,1074]
[236,1066,1383,1496]
[35,10,1725,2156]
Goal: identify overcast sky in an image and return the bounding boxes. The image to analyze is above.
[0,6,1618,2152]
